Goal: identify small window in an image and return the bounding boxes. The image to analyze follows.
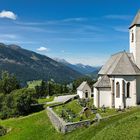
[131,32,134,42]
[127,82,130,98]
[116,82,120,98]
[122,80,125,94]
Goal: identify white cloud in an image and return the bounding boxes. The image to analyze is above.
[61,50,65,53]
[0,10,17,20]
[104,15,132,20]
[37,47,49,52]
[63,17,87,22]
[0,34,18,39]
[113,26,128,32]
[14,17,87,26]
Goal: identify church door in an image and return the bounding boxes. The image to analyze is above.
[85,92,88,98]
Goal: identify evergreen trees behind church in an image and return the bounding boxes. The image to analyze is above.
[34,80,70,98]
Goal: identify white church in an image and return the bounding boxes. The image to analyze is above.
[93,10,140,109]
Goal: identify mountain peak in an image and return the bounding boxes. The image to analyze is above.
[8,44,21,50]
[53,58,70,64]
[53,57,101,75]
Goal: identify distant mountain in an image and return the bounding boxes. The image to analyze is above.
[0,43,82,84]
[53,58,101,76]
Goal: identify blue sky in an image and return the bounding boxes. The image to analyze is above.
[0,0,140,66]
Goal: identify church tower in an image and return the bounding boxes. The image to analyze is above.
[129,10,140,69]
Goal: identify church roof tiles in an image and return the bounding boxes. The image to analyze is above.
[94,75,111,88]
[99,51,140,75]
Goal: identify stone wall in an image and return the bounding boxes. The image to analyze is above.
[47,106,91,133]
[64,120,91,133]
[47,107,65,132]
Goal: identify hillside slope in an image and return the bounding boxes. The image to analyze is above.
[0,108,140,140]
[0,43,82,84]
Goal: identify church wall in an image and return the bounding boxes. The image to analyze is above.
[77,90,84,98]
[98,88,111,108]
[114,76,136,108]
[136,76,140,104]
[130,26,140,69]
[94,87,98,107]
[135,27,140,69]
[130,26,136,61]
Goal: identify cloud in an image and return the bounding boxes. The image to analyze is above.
[0,10,17,20]
[0,34,18,39]
[104,15,132,20]
[61,50,65,53]
[113,26,128,32]
[63,17,87,22]
[37,47,49,51]
[14,17,87,26]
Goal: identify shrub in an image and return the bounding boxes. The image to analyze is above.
[12,88,37,115]
[0,88,37,119]
[0,126,7,136]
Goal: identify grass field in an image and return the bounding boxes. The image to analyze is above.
[0,108,140,140]
[38,96,54,104]
[27,80,42,89]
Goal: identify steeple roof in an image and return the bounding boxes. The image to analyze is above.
[129,10,140,29]
[99,51,140,75]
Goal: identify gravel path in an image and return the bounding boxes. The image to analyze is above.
[47,94,77,104]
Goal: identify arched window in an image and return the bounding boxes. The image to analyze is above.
[122,80,125,94]
[127,82,130,98]
[131,32,134,42]
[116,82,120,98]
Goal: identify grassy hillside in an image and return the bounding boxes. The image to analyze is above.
[0,108,140,140]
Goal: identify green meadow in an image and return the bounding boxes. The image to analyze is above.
[0,107,140,140]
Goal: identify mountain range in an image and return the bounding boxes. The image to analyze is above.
[53,58,101,77]
[0,43,83,84]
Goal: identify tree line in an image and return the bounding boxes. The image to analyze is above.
[0,71,96,119]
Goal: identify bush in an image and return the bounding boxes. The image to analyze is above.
[0,88,37,119]
[78,99,87,107]
[11,88,37,115]
[0,126,7,136]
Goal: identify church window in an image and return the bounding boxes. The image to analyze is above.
[122,80,125,94]
[131,32,134,42]
[127,82,130,98]
[116,82,120,98]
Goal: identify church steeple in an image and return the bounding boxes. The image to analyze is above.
[129,10,140,29]
[129,10,140,69]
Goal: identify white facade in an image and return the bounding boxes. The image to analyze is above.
[113,76,137,108]
[94,76,138,109]
[130,25,140,68]
[98,88,111,108]
[77,82,92,99]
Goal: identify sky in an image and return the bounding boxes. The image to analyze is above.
[0,0,140,66]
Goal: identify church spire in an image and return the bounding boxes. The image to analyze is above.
[129,10,140,29]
